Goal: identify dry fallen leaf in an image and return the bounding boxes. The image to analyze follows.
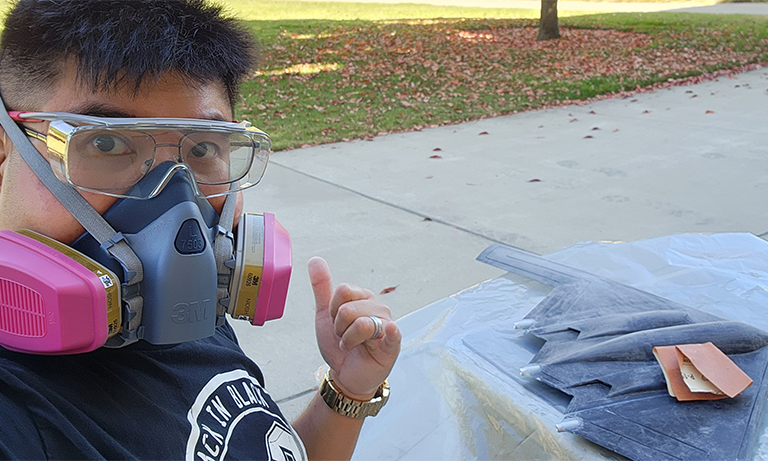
[528,178,542,182]
[479,131,489,135]
[433,147,442,151]
[380,286,398,294]
[249,20,766,150]
[429,154,443,159]
[706,110,715,114]
[584,135,594,139]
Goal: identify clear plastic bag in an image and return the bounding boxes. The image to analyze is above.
[354,233,768,460]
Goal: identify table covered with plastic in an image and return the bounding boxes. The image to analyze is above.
[354,233,768,460]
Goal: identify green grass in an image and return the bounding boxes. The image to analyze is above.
[1,0,760,152]
[218,0,555,41]
[220,0,544,21]
[231,3,768,151]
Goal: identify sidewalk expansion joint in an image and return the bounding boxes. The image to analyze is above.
[276,388,316,405]
[271,161,511,247]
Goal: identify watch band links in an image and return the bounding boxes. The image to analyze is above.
[319,370,390,419]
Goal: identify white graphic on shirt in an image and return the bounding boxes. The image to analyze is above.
[267,422,299,461]
[186,369,306,461]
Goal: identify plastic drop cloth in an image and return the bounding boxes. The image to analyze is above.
[353,233,768,461]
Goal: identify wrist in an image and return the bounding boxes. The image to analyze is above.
[319,370,390,419]
[327,369,378,401]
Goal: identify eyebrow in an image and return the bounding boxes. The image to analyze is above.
[67,102,229,121]
[67,103,136,118]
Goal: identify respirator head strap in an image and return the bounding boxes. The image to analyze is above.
[0,90,146,347]
[214,190,238,325]
[100,234,145,347]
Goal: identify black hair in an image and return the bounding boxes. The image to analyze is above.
[0,0,257,109]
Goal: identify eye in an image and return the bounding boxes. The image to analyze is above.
[189,141,220,159]
[89,134,132,155]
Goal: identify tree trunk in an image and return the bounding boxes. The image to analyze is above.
[538,0,560,41]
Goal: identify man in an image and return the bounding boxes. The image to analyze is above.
[0,1,400,459]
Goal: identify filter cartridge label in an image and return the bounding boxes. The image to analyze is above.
[232,214,265,321]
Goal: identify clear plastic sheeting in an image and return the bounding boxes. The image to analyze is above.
[353,233,768,461]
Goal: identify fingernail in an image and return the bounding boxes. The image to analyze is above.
[338,340,346,351]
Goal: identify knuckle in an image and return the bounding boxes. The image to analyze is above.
[335,304,358,326]
[353,316,370,330]
[336,282,352,292]
[334,283,351,298]
[374,302,392,320]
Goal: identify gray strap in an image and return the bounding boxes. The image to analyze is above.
[214,191,238,319]
[0,106,125,248]
[219,187,238,234]
[0,94,145,343]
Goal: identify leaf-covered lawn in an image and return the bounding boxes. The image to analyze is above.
[238,13,768,151]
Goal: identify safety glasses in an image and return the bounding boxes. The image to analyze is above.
[10,111,271,199]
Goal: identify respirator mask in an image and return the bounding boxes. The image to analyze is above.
[0,102,291,355]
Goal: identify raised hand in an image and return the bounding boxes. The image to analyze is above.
[308,257,401,399]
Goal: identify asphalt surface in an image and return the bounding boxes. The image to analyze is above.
[232,2,768,420]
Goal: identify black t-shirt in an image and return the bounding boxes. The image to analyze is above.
[0,322,307,461]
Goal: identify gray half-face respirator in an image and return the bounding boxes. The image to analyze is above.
[0,99,291,354]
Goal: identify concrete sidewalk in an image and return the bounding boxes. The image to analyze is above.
[235,68,768,419]
[668,3,768,14]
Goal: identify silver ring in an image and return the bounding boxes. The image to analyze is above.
[369,316,384,340]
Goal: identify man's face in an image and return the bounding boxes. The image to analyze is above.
[0,65,242,244]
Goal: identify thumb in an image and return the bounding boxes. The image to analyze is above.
[307,256,333,315]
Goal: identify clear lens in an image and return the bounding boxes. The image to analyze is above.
[66,128,156,191]
[180,131,249,184]
[53,125,270,198]
[246,136,271,188]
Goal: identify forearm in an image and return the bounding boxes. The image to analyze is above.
[292,392,366,461]
[300,258,401,460]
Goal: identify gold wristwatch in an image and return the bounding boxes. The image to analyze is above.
[319,371,390,419]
